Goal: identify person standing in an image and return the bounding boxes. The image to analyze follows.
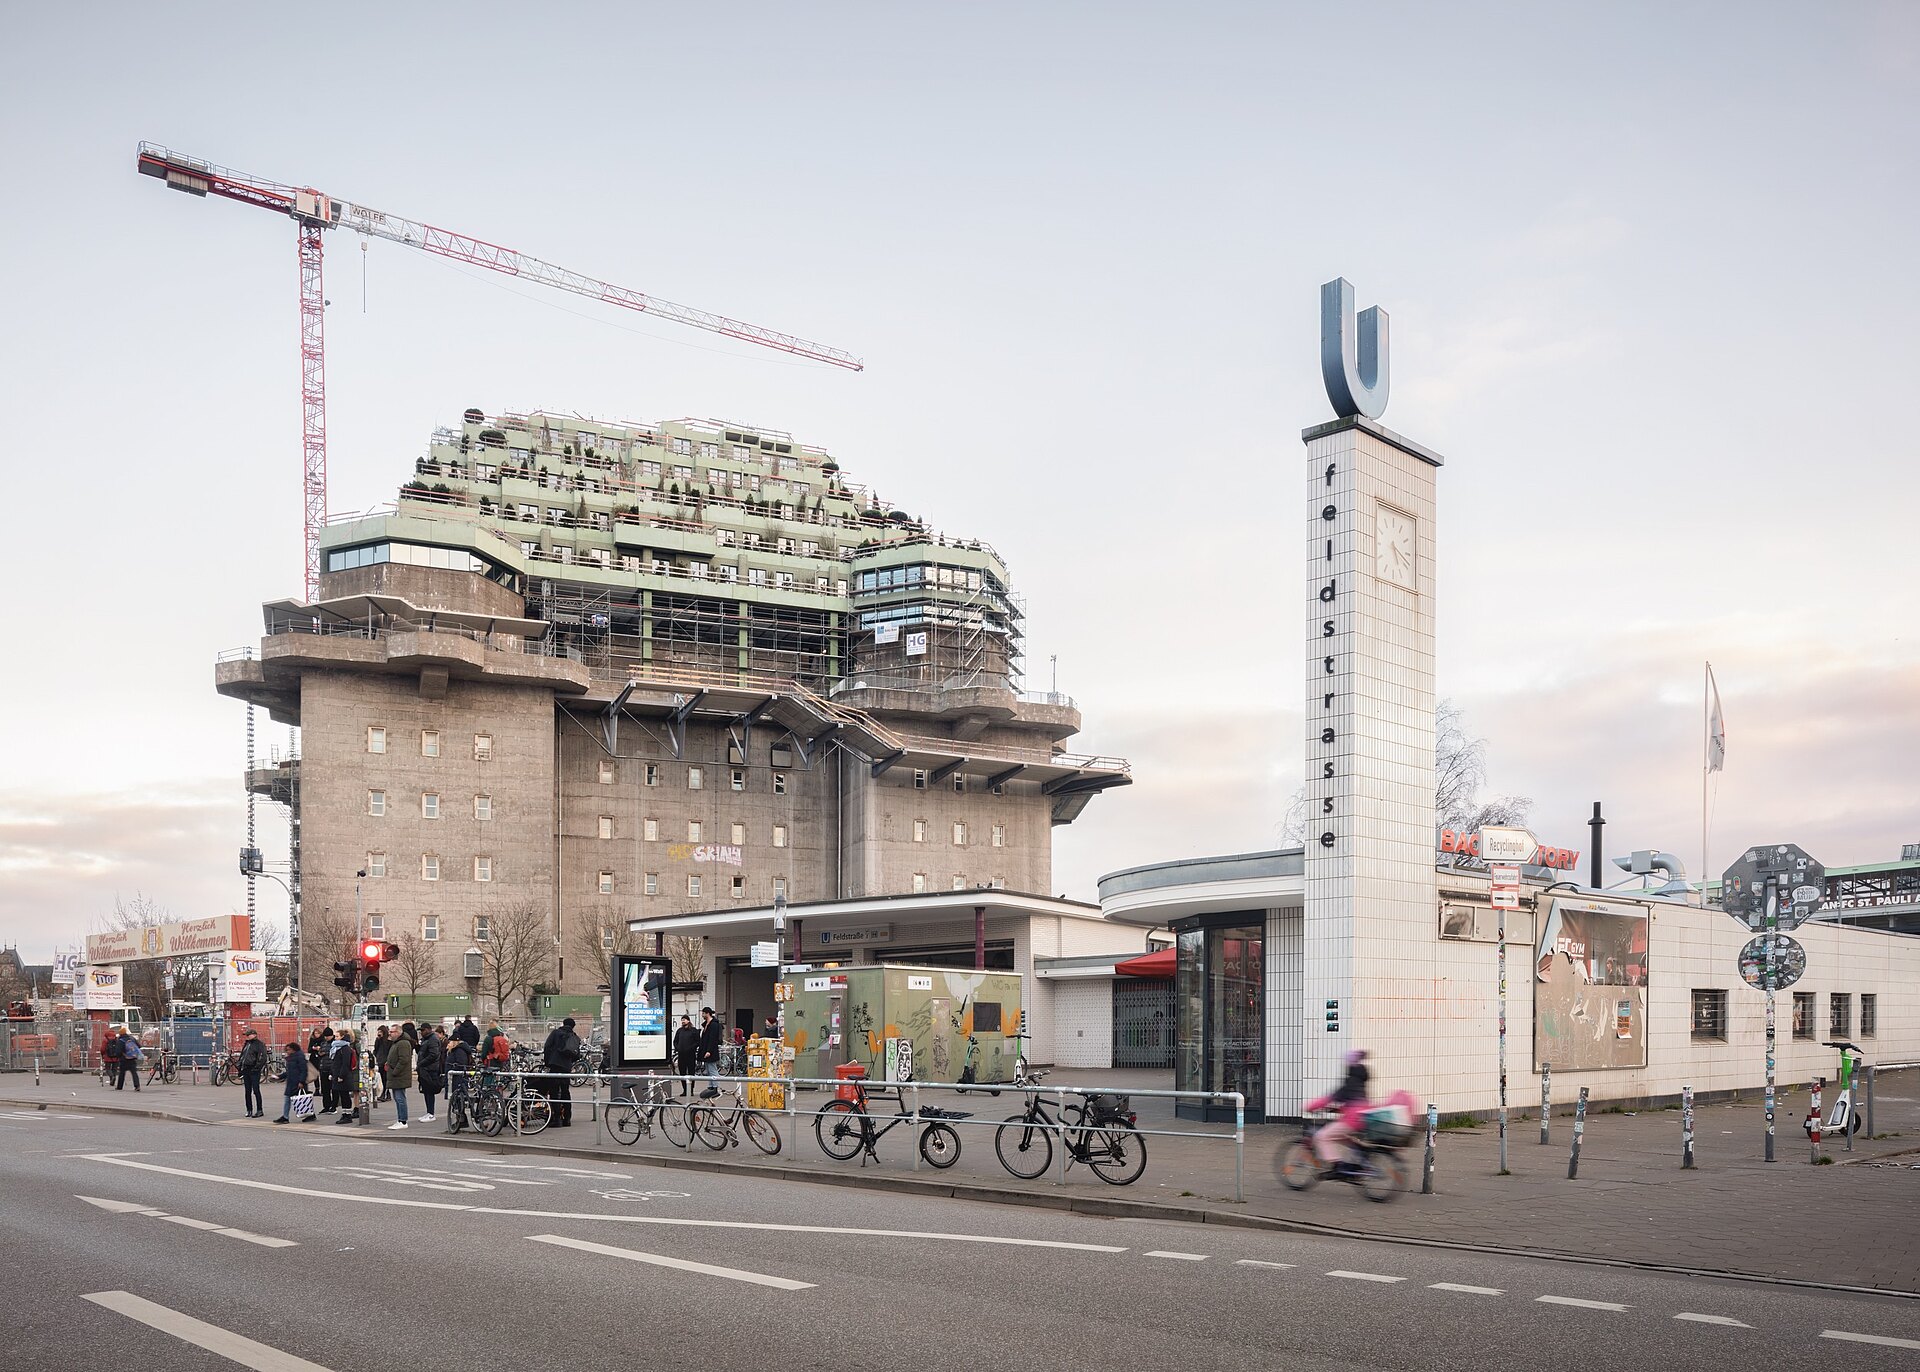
[237,1028,268,1118]
[115,1031,142,1092]
[697,1007,723,1097]
[672,1014,699,1083]
[371,1025,392,1101]
[541,1017,582,1127]
[417,1025,446,1124]
[273,1040,308,1124]
[100,1027,123,1087]
[330,1030,359,1124]
[384,1022,415,1130]
[444,1030,475,1123]
[455,1016,480,1052]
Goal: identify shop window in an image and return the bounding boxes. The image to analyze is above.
[1830,993,1852,1038]
[1690,989,1728,1041]
[1792,992,1815,1040]
[1861,994,1878,1037]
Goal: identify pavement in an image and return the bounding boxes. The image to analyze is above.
[6,1064,1918,1297]
[6,1110,1919,1372]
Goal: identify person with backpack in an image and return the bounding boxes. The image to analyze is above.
[237,1028,268,1118]
[330,1030,359,1124]
[115,1031,143,1092]
[100,1028,123,1087]
[482,1024,512,1085]
[416,1025,446,1124]
[384,1022,415,1130]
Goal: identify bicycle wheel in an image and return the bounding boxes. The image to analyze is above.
[1086,1122,1147,1186]
[606,1102,643,1146]
[648,1101,688,1149]
[814,1099,868,1161]
[1359,1150,1406,1203]
[743,1110,782,1157]
[517,1093,552,1135]
[919,1121,961,1169]
[475,1092,507,1137]
[1279,1139,1323,1191]
[994,1114,1053,1179]
[695,1107,733,1150]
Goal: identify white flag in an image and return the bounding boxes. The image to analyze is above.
[1706,664,1726,773]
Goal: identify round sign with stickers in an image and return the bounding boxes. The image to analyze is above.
[1738,932,1807,991]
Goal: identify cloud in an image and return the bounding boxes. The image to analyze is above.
[0,781,286,960]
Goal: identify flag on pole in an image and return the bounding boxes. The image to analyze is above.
[1706,663,1726,773]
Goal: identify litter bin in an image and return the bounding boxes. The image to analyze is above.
[834,1062,867,1102]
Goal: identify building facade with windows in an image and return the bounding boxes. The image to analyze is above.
[220,408,1129,1014]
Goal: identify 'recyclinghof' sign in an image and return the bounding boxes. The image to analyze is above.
[1438,829,1580,872]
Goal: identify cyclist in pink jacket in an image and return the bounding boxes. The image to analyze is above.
[1305,1049,1372,1171]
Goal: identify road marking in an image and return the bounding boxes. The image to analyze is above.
[76,1195,298,1249]
[1675,1313,1750,1327]
[1235,1259,1296,1270]
[479,1162,630,1179]
[83,1291,332,1370]
[1822,1330,1920,1350]
[1430,1282,1504,1296]
[1326,1271,1405,1283]
[1536,1296,1629,1311]
[80,1155,1129,1251]
[1145,1250,1208,1261]
[527,1234,814,1291]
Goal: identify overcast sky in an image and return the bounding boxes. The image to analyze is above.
[3,3,1916,961]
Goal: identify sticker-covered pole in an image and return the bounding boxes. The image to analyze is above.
[1810,1076,1823,1163]
[1422,1102,1437,1195]
[1568,1086,1588,1179]
[1681,1084,1695,1169]
[1539,1062,1551,1145]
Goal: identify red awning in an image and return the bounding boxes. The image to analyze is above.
[1115,947,1176,978]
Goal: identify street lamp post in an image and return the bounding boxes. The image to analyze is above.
[772,893,788,1090]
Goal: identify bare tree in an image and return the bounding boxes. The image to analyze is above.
[99,893,172,1019]
[668,934,703,985]
[297,906,359,1014]
[389,933,440,1016]
[482,908,556,1019]
[1282,698,1531,845]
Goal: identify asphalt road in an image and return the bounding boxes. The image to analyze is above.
[4,1110,1916,1371]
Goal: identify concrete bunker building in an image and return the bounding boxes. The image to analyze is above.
[219,409,1129,1018]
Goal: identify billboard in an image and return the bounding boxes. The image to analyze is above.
[210,950,268,1003]
[609,956,671,1071]
[71,966,127,1011]
[85,916,250,965]
[1534,898,1649,1071]
[52,950,82,987]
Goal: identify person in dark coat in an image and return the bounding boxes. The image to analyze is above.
[444,1032,475,1120]
[417,1026,446,1123]
[372,1025,392,1100]
[330,1031,359,1124]
[541,1018,582,1126]
[237,1028,268,1118]
[697,1007,724,1097]
[273,1042,309,1123]
[672,1014,700,1083]
[454,1016,481,1050]
[384,1024,415,1130]
[115,1031,143,1092]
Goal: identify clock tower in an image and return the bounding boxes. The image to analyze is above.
[1295,278,1444,1114]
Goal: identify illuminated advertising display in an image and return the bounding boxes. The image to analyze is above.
[608,956,671,1071]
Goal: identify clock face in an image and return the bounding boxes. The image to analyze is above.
[1375,505,1416,589]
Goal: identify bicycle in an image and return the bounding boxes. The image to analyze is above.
[1278,1118,1406,1203]
[145,1048,179,1086]
[605,1073,695,1150]
[814,1080,966,1169]
[484,1078,551,1136]
[211,1052,240,1087]
[687,1083,783,1156]
[992,1072,1147,1185]
[444,1072,506,1136]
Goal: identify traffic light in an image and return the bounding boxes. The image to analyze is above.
[332,956,362,994]
[359,940,400,996]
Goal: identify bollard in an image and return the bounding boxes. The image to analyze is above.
[1233,1092,1245,1204]
[34,1055,41,1087]
[1810,1077,1823,1162]
[1422,1102,1438,1194]
[1539,1063,1551,1145]
[1865,1063,1876,1138]
[1681,1084,1695,1169]
[1568,1087,1588,1179]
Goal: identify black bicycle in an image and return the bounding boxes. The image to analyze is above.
[992,1072,1147,1185]
[1278,1119,1406,1203]
[604,1073,694,1150]
[814,1081,966,1169]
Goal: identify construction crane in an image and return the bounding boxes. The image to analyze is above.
[136,142,863,599]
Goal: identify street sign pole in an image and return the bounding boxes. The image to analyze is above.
[1721,844,1825,1164]
[1481,831,1535,1179]
[1765,889,1777,1162]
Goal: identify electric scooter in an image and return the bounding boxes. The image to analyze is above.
[1804,1040,1866,1139]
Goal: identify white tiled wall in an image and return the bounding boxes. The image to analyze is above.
[1266,905,1304,1117]
[1051,979,1114,1068]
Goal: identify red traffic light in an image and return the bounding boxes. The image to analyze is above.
[362,940,384,963]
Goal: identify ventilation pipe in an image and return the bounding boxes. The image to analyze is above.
[1612,849,1690,897]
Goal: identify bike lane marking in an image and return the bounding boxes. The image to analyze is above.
[1145,1250,1208,1261]
[1235,1260,1296,1270]
[1429,1283,1504,1296]
[83,1291,331,1370]
[1536,1296,1629,1311]
[1821,1331,1920,1350]
[1326,1271,1405,1283]
[528,1234,815,1291]
[77,1154,1131,1251]
[76,1196,298,1249]
[1674,1314,1750,1327]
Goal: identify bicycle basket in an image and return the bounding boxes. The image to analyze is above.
[1087,1092,1133,1123]
[1361,1106,1415,1148]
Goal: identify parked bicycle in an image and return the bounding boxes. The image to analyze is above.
[992,1071,1147,1185]
[211,1052,240,1087]
[145,1047,180,1086]
[687,1083,782,1156]
[444,1072,504,1136]
[815,1079,966,1169]
[604,1073,694,1150]
[1278,1116,1407,1202]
